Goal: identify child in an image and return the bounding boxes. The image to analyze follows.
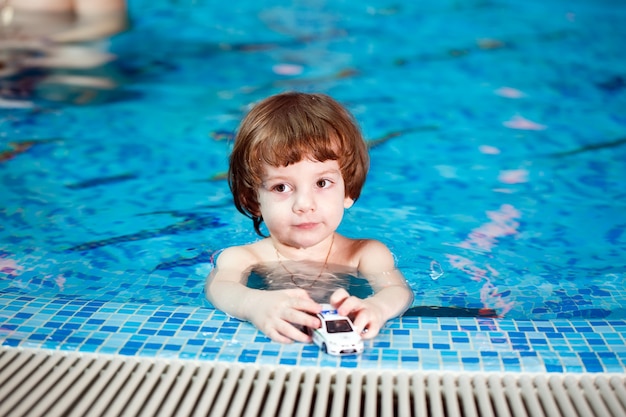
[205,92,413,344]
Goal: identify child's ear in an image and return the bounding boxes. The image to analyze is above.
[344,197,354,209]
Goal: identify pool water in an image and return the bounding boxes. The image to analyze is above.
[1,0,626,372]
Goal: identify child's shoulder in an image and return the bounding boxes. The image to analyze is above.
[339,236,395,268]
[343,236,391,254]
[214,239,272,269]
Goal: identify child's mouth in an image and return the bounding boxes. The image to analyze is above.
[294,222,318,230]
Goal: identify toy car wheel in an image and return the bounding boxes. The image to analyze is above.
[322,343,328,354]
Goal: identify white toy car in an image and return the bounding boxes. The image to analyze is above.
[310,304,364,355]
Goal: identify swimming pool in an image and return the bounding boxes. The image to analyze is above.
[1,0,625,379]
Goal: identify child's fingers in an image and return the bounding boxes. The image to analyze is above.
[287,288,315,299]
[329,287,350,307]
[360,325,379,339]
[353,311,380,339]
[284,289,323,316]
[333,294,363,317]
[350,309,371,334]
[268,320,312,344]
[265,328,294,344]
[283,308,321,330]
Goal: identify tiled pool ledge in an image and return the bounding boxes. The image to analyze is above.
[1,294,625,373]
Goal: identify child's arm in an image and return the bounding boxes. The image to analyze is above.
[330,240,413,339]
[205,246,322,344]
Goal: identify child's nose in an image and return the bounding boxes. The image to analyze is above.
[293,190,315,213]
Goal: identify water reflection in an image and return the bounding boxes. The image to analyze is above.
[447,204,520,317]
[0,0,128,106]
[248,262,374,304]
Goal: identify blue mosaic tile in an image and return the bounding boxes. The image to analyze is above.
[1,293,626,373]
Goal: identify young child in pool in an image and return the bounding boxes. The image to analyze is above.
[205,92,413,344]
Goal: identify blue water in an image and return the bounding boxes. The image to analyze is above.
[1,0,625,322]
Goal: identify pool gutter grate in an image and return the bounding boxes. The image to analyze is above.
[0,347,625,417]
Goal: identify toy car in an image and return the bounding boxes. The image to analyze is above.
[310,304,364,355]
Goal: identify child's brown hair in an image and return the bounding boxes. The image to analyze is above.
[229,92,369,235]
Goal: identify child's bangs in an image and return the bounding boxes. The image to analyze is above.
[253,130,341,168]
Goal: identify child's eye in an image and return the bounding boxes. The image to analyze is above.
[316,179,333,188]
[271,183,292,193]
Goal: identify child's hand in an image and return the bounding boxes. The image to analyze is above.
[330,288,385,339]
[248,288,322,344]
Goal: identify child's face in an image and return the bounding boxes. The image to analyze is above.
[258,158,354,250]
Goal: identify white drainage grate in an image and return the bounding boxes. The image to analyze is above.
[0,347,625,417]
